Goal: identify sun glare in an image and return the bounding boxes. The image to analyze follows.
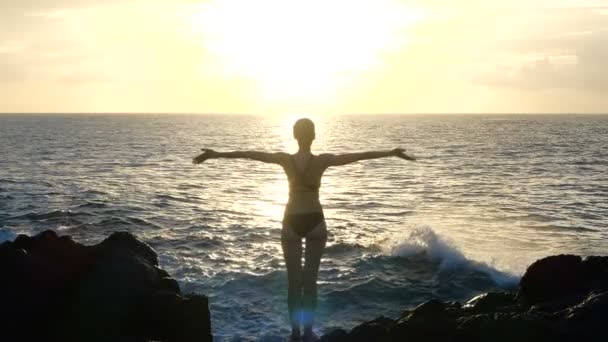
[190,0,424,103]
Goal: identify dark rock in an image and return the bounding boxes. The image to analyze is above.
[462,292,517,314]
[583,256,608,291]
[171,294,213,342]
[518,255,608,306]
[0,229,212,342]
[100,231,159,266]
[456,312,553,342]
[140,291,212,342]
[320,329,348,342]
[13,233,32,248]
[553,291,608,342]
[529,293,587,313]
[348,316,394,342]
[389,299,461,342]
[518,255,586,304]
[322,255,608,342]
[160,277,182,294]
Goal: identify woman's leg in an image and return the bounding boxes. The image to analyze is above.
[282,227,304,336]
[302,221,327,336]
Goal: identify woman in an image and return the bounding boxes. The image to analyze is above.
[192,118,415,341]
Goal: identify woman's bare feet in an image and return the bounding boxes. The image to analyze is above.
[289,329,301,342]
[302,329,319,342]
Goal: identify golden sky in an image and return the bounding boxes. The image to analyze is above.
[1,0,607,114]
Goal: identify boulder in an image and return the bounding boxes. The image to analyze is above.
[320,328,349,342]
[348,316,394,342]
[455,312,553,342]
[462,292,517,314]
[389,299,461,342]
[518,255,608,305]
[0,230,212,342]
[553,291,608,342]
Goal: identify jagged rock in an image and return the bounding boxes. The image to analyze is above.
[518,254,608,305]
[0,230,95,340]
[0,230,212,342]
[320,328,348,342]
[462,292,517,314]
[529,293,587,313]
[348,316,394,342]
[322,254,608,342]
[99,231,159,266]
[455,312,553,342]
[389,299,461,341]
[553,291,608,342]
[583,256,608,291]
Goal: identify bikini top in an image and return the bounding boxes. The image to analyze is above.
[288,155,321,194]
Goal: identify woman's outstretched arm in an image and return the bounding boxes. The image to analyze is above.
[192,149,288,165]
[321,148,415,167]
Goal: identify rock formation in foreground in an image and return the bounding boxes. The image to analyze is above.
[321,254,608,342]
[2,230,607,342]
[0,230,212,342]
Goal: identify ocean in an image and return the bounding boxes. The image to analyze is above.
[1,114,607,341]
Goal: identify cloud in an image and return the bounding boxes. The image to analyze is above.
[56,71,112,85]
[0,54,26,82]
[0,0,129,12]
[473,28,608,91]
[2,0,608,112]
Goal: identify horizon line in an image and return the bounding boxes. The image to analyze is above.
[1,112,607,116]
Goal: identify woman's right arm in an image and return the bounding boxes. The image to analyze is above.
[192,149,289,165]
[321,148,415,167]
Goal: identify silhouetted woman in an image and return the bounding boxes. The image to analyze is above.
[192,118,415,342]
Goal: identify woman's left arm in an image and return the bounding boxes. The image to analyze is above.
[321,148,415,167]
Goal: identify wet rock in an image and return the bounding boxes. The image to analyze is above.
[462,292,517,314]
[160,277,182,294]
[99,231,159,266]
[583,256,608,291]
[0,230,212,342]
[322,254,608,342]
[518,254,598,305]
[320,328,348,342]
[348,316,394,342]
[456,312,553,342]
[529,293,587,313]
[389,299,461,342]
[553,291,608,342]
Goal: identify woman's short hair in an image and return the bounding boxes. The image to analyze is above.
[293,118,315,142]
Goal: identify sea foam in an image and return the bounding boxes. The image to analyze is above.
[384,226,519,287]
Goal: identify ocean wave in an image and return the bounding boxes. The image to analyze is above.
[97,216,163,229]
[324,242,370,255]
[11,210,94,221]
[156,194,201,204]
[75,201,109,209]
[0,194,15,203]
[382,226,519,287]
[0,178,53,187]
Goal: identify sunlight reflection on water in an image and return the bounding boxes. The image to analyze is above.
[1,114,607,340]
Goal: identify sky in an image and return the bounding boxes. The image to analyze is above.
[0,0,607,115]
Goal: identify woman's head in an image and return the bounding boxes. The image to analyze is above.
[293,118,315,146]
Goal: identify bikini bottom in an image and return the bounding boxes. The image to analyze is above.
[282,212,326,239]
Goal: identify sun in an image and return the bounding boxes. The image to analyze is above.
[189,0,424,104]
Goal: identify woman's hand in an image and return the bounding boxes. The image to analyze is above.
[192,148,218,164]
[392,148,416,161]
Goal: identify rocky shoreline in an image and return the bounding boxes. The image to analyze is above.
[320,254,608,342]
[0,230,211,342]
[1,230,606,341]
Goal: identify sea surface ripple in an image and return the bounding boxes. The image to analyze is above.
[1,114,607,341]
